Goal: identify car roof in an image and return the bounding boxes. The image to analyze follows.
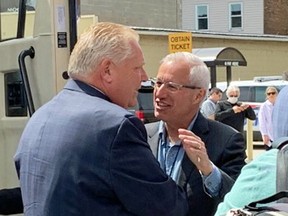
[216,77,288,91]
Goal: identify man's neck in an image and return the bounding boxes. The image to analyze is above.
[164,111,198,143]
[165,123,186,144]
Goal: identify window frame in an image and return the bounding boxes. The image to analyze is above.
[0,0,27,42]
[195,4,209,30]
[229,2,243,30]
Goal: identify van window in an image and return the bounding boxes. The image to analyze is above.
[237,86,279,103]
[254,86,267,102]
[138,90,154,110]
[238,86,251,101]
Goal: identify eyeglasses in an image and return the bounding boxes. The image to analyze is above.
[229,95,238,98]
[151,79,201,92]
[267,92,276,96]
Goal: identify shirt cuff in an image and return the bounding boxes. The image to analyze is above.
[200,163,222,197]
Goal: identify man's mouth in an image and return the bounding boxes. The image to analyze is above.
[155,101,170,109]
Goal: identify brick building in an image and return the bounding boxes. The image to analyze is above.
[264,0,288,35]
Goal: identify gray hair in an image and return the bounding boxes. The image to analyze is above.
[160,52,210,90]
[68,22,139,77]
[226,85,240,97]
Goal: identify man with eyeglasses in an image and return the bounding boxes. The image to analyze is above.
[215,85,256,135]
[145,52,246,216]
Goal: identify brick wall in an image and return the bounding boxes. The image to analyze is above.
[264,0,288,35]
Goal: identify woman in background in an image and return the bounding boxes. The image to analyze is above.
[258,86,278,150]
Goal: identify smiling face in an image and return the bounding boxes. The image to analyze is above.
[154,59,204,128]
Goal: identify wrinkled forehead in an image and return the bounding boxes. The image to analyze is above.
[157,60,191,80]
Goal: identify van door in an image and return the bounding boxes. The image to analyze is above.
[0,0,77,188]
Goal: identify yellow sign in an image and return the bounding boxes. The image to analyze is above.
[168,32,192,53]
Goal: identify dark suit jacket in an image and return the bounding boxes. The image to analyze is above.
[145,113,246,216]
[14,79,188,216]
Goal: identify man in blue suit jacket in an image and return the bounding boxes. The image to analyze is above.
[14,22,188,216]
[145,52,246,216]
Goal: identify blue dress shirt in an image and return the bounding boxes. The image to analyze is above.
[157,114,222,196]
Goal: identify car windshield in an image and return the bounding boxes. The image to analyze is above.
[137,90,153,110]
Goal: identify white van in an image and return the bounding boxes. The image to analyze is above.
[216,76,288,141]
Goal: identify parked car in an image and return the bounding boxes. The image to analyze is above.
[128,80,158,124]
[216,76,288,140]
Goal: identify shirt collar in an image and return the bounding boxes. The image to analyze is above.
[158,112,199,146]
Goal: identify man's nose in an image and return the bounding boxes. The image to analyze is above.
[154,83,168,96]
[141,68,148,81]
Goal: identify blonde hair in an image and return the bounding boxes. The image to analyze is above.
[68,22,139,77]
[265,86,278,94]
[265,86,278,98]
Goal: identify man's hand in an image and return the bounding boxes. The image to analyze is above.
[178,128,213,176]
[233,104,249,113]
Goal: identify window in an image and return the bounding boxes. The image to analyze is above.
[229,3,242,29]
[254,86,267,102]
[196,5,208,30]
[238,86,251,101]
[0,0,35,41]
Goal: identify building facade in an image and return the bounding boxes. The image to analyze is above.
[81,0,181,29]
[182,0,264,34]
[80,0,288,36]
[182,0,288,35]
[2,0,287,35]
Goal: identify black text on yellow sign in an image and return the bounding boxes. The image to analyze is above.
[168,32,192,53]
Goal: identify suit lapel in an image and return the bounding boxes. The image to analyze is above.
[191,113,209,144]
[178,113,210,188]
[145,122,160,158]
[145,114,210,190]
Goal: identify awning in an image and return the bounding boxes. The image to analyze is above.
[192,47,247,87]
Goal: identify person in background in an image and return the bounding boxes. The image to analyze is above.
[145,52,246,216]
[215,85,256,134]
[201,87,223,119]
[215,85,288,216]
[258,86,278,150]
[282,71,288,81]
[14,22,188,216]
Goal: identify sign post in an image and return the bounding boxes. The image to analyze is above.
[168,32,192,53]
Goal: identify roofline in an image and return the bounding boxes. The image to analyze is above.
[132,26,288,42]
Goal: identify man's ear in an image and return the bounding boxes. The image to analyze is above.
[196,89,206,102]
[100,59,113,83]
